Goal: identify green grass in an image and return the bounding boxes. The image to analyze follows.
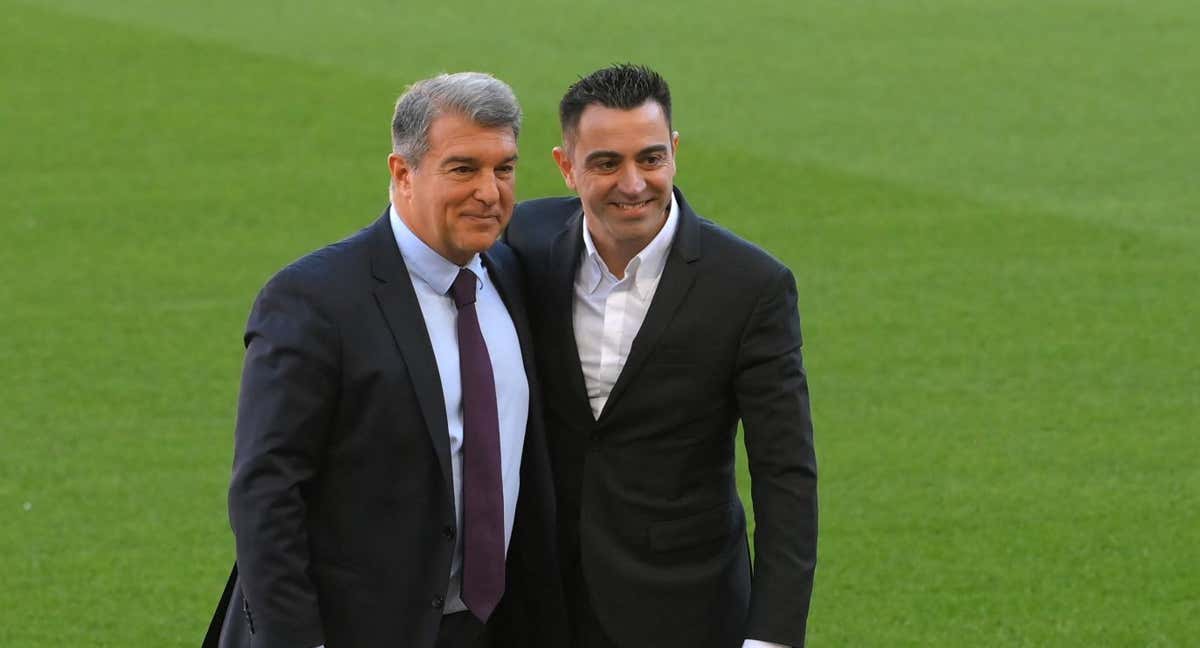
[3,0,1197,645]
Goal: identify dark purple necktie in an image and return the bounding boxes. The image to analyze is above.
[451,268,505,622]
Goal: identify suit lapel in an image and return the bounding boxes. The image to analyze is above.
[549,209,597,428]
[368,211,453,500]
[599,189,702,423]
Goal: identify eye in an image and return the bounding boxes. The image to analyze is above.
[642,153,667,166]
[450,166,474,175]
[594,159,618,172]
[496,164,515,176]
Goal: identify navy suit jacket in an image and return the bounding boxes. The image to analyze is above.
[205,211,567,648]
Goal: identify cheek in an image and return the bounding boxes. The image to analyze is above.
[579,178,608,202]
[651,169,675,188]
[440,188,471,214]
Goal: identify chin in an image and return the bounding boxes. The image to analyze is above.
[460,234,500,254]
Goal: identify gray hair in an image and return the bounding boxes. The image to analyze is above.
[391,72,522,168]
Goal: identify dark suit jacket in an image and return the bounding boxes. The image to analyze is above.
[205,211,567,648]
[505,188,818,648]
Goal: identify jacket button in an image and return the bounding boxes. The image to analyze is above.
[431,595,445,608]
[443,525,456,541]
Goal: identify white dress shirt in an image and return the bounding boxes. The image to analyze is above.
[390,205,528,615]
[572,199,788,648]
[573,197,679,419]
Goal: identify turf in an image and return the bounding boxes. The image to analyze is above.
[2,0,1197,645]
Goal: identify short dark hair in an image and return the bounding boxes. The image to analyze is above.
[559,64,672,141]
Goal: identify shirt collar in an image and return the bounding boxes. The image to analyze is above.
[579,194,679,299]
[390,204,485,296]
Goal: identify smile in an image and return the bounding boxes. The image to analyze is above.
[611,200,652,211]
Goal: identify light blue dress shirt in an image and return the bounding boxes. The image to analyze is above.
[389,205,529,615]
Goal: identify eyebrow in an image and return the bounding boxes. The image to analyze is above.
[583,144,669,165]
[440,154,519,167]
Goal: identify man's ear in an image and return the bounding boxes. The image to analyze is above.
[552,146,576,192]
[388,153,415,200]
[671,131,680,159]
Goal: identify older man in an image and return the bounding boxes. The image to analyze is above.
[506,64,818,648]
[205,72,565,648]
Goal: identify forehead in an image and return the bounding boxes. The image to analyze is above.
[571,101,671,152]
[426,112,517,160]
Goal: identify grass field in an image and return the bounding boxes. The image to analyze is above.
[3,0,1198,645]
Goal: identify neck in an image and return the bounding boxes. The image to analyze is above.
[587,223,658,281]
[593,242,639,280]
[584,203,670,280]
[392,196,473,267]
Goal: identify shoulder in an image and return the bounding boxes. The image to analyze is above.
[507,195,580,251]
[694,212,792,287]
[484,238,520,276]
[258,220,377,309]
[514,195,581,221]
[672,186,791,284]
[688,213,804,346]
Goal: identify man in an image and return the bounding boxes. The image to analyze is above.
[205,72,566,648]
[505,64,818,648]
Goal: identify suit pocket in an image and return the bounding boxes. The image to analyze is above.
[649,502,736,552]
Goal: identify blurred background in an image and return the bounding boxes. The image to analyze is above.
[2,0,1197,645]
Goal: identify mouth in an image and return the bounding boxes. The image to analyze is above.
[608,199,653,213]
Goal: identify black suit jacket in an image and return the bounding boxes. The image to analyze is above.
[505,188,818,648]
[205,211,567,648]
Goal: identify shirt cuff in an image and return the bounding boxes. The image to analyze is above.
[743,641,789,648]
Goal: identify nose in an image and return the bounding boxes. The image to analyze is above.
[616,163,646,195]
[474,173,501,206]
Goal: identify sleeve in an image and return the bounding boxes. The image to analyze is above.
[733,265,818,647]
[227,270,339,648]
